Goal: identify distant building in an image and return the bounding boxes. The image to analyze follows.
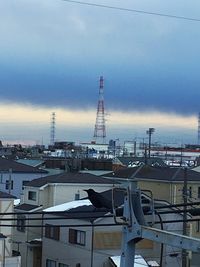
[80,142,109,158]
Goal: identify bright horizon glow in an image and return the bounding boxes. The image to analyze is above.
[0,102,197,146]
[0,102,196,128]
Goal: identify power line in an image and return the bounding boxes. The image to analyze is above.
[0,223,123,228]
[0,214,115,221]
[155,200,200,210]
[62,0,200,22]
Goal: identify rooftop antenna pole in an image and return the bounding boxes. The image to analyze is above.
[93,76,106,144]
[50,112,56,146]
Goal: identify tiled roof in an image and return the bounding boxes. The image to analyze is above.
[0,191,16,199]
[0,157,47,173]
[105,165,200,182]
[15,203,41,211]
[25,172,116,188]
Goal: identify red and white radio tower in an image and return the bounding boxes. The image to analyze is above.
[93,76,106,144]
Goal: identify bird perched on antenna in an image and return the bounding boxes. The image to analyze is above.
[84,189,113,211]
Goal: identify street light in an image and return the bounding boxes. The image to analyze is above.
[146,128,155,158]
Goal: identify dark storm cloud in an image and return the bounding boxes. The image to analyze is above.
[0,0,200,115]
[0,59,199,115]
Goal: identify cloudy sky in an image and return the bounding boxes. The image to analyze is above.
[0,0,200,145]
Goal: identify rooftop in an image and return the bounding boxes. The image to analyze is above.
[0,157,47,173]
[0,191,16,199]
[105,165,200,182]
[25,172,116,188]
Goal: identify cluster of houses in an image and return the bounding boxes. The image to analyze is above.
[0,153,199,266]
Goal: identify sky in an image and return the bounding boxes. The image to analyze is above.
[0,0,200,146]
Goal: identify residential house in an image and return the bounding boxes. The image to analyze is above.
[104,165,200,206]
[21,172,116,208]
[104,165,200,253]
[0,157,48,198]
[12,172,116,267]
[42,192,184,267]
[0,191,21,266]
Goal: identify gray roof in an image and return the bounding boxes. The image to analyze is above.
[0,157,47,173]
[105,165,200,182]
[25,172,116,188]
[0,191,16,199]
[16,159,45,168]
[15,204,41,211]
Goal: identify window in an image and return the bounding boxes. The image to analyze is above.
[22,180,29,190]
[28,191,36,201]
[189,186,192,198]
[45,224,60,241]
[59,263,69,267]
[46,259,56,267]
[5,180,13,190]
[69,229,86,246]
[198,187,200,199]
[196,221,200,232]
[17,215,26,232]
[74,192,80,200]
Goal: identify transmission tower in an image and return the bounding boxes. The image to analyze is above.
[93,76,106,144]
[198,112,200,145]
[50,112,56,146]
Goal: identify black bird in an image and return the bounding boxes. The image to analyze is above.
[84,189,113,211]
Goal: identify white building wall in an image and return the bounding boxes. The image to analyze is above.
[0,172,47,198]
[23,183,114,209]
[42,217,121,267]
[52,183,114,206]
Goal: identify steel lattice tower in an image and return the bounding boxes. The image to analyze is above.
[50,112,56,146]
[93,76,106,144]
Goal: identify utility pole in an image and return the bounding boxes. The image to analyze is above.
[146,128,155,158]
[50,112,56,146]
[182,167,188,267]
[8,168,12,194]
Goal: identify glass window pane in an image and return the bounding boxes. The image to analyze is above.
[46,259,56,267]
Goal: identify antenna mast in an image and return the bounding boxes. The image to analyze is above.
[50,112,56,146]
[93,76,106,144]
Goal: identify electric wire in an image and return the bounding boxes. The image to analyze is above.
[155,200,200,209]
[62,0,200,22]
[1,216,200,227]
[0,223,124,228]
